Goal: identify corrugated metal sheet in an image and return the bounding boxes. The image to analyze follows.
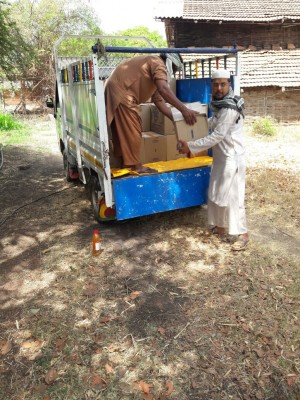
[155,0,300,22]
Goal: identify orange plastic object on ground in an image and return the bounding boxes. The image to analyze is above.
[92,229,101,256]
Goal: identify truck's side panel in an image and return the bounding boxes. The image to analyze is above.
[61,83,99,151]
[112,166,210,220]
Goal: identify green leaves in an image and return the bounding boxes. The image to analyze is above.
[0,112,22,130]
[0,1,32,78]
[252,116,278,136]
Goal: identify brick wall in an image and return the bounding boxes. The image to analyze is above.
[243,87,300,122]
[168,21,300,50]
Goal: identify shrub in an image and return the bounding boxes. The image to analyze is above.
[251,116,278,137]
[0,113,22,131]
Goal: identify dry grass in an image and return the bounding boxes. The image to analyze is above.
[0,116,300,400]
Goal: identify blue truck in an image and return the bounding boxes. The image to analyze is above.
[50,35,239,222]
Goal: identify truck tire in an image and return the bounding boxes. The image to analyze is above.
[63,151,79,182]
[63,151,72,182]
[89,175,102,222]
[88,175,116,222]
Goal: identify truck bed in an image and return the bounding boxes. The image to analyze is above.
[111,156,212,220]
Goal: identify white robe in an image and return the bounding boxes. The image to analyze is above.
[188,108,247,235]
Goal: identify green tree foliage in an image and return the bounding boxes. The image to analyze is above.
[2,1,167,111]
[4,0,103,110]
[0,1,32,79]
[95,26,167,63]
[10,0,103,62]
[115,26,167,48]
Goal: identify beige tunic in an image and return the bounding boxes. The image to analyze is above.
[104,56,168,165]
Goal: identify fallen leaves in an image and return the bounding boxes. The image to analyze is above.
[286,374,298,386]
[241,322,254,332]
[139,380,152,394]
[44,368,57,385]
[132,380,174,399]
[55,338,66,352]
[132,380,153,400]
[21,339,44,349]
[161,381,174,398]
[157,327,166,336]
[124,290,142,302]
[99,316,114,324]
[0,340,12,355]
[91,374,107,389]
[82,282,98,296]
[83,374,107,390]
[104,363,114,374]
[20,339,44,360]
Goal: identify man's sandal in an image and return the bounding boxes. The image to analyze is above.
[136,166,158,174]
[231,237,249,251]
[207,226,231,242]
[209,226,225,235]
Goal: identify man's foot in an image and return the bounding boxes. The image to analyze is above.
[134,166,158,174]
[124,164,158,174]
[231,235,249,251]
[209,226,226,235]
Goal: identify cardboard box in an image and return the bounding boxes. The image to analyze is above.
[184,102,208,116]
[174,115,208,142]
[165,134,186,161]
[140,103,152,132]
[171,102,209,142]
[140,131,167,164]
[150,105,176,135]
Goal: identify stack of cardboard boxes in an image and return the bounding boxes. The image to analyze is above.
[109,79,210,167]
[140,101,209,164]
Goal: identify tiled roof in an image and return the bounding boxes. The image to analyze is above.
[155,0,300,22]
[181,50,300,87]
[240,50,300,87]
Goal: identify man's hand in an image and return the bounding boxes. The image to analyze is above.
[155,80,198,125]
[181,108,198,125]
[177,140,190,154]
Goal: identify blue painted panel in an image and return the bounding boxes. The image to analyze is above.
[112,166,211,220]
[177,78,212,106]
[176,77,234,118]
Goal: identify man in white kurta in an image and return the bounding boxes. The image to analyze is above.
[178,69,249,250]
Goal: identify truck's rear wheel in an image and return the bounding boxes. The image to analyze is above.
[63,151,72,182]
[63,151,79,182]
[89,175,116,222]
[89,175,102,221]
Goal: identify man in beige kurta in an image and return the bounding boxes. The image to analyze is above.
[105,54,198,174]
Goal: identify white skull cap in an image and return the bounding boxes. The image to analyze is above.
[211,69,230,79]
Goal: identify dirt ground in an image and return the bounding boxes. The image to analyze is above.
[0,115,300,400]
